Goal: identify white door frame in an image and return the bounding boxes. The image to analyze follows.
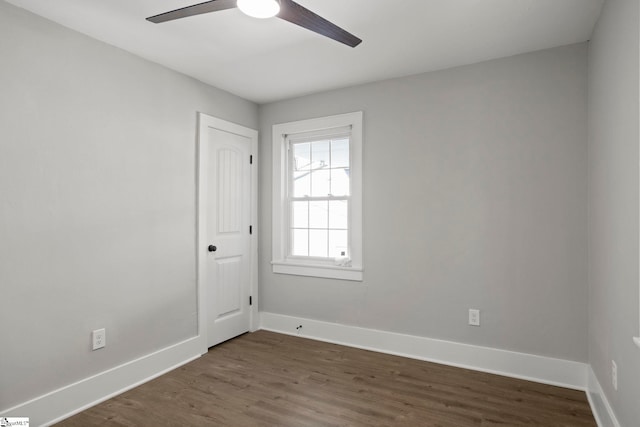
[196,112,258,354]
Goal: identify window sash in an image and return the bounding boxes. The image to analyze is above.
[288,199,350,259]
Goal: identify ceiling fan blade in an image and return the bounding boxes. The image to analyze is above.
[277,0,362,48]
[146,0,237,24]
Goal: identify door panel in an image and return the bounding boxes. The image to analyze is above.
[217,148,241,233]
[205,127,251,348]
[216,256,242,317]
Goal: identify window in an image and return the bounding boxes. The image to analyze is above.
[272,112,363,281]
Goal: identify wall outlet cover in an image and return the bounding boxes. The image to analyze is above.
[469,309,480,326]
[92,328,106,350]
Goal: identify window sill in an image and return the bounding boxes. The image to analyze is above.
[272,261,363,281]
[634,337,640,349]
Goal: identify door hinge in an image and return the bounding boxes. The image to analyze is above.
[249,225,253,235]
[249,296,253,306]
[250,155,253,164]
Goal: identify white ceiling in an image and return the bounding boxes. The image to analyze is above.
[5,0,604,104]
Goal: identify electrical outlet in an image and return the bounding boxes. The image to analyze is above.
[92,328,106,350]
[468,309,480,326]
[612,360,618,391]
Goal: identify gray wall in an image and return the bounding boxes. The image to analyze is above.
[588,0,640,425]
[0,1,257,410]
[259,43,589,362]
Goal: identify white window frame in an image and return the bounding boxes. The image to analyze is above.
[272,112,363,281]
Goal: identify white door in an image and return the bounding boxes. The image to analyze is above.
[199,116,255,348]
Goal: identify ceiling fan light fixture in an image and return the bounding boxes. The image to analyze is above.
[237,0,280,19]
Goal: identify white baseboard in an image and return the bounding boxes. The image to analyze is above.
[0,336,203,427]
[587,366,620,427]
[259,312,588,391]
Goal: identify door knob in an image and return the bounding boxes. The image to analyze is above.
[208,245,217,252]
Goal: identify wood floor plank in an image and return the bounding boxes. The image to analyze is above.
[56,331,596,426]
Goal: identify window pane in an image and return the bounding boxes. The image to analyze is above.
[329,200,348,229]
[292,229,308,256]
[329,230,348,258]
[311,140,330,169]
[330,168,350,196]
[293,142,311,171]
[309,229,328,257]
[331,138,349,168]
[293,171,310,197]
[292,201,308,228]
[309,200,328,229]
[311,169,330,197]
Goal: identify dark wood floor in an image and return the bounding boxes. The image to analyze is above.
[57,330,596,426]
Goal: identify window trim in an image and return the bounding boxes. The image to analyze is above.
[272,112,363,281]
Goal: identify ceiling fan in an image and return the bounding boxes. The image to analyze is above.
[146,0,362,48]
